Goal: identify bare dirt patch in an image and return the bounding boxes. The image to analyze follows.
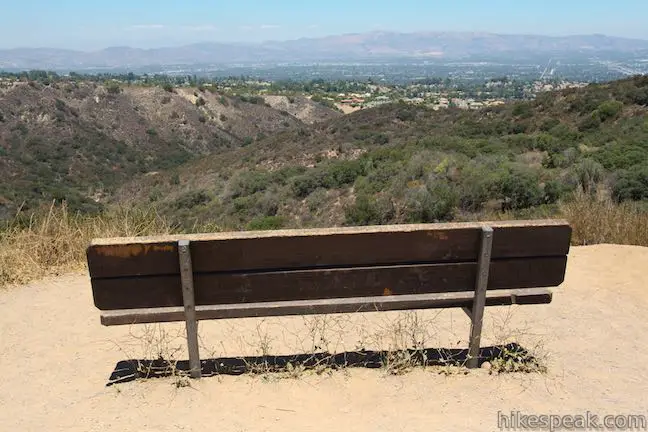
[1,245,647,431]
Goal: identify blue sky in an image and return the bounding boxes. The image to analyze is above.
[1,0,647,50]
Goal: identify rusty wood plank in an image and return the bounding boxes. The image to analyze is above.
[99,288,554,326]
[87,220,571,278]
[91,256,567,311]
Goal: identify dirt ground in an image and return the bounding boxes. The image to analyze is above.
[1,244,647,431]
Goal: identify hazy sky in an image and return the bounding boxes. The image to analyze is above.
[1,0,647,50]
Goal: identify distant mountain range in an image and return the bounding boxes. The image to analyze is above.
[2,31,648,70]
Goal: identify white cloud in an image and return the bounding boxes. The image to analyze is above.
[239,24,280,32]
[129,24,166,30]
[182,25,218,32]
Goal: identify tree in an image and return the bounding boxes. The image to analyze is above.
[612,165,648,202]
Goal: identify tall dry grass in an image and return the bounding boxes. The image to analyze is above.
[560,192,648,246]
[0,202,174,287]
[2,193,648,289]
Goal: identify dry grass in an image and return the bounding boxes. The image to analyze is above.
[0,202,173,287]
[3,193,648,289]
[560,192,648,246]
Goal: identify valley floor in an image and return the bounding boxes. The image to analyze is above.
[1,245,647,431]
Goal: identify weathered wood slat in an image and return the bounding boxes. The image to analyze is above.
[100,288,554,326]
[87,220,571,278]
[92,256,567,310]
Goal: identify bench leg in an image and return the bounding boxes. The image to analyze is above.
[178,240,201,379]
[466,226,493,369]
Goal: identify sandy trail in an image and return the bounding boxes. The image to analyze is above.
[1,245,647,431]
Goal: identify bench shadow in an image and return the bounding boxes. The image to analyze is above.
[106,342,540,386]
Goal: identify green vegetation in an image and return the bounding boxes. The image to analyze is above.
[105,83,121,94]
[3,73,648,236]
[118,76,648,231]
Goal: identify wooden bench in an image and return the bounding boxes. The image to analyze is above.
[87,219,571,378]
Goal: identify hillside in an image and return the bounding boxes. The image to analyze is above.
[114,76,648,230]
[0,81,339,218]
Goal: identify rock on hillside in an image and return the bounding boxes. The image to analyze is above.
[263,95,342,124]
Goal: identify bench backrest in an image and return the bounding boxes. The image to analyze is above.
[87,220,571,312]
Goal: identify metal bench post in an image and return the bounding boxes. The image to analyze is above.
[178,240,201,379]
[466,226,493,369]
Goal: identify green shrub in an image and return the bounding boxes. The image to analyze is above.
[578,111,602,131]
[572,159,604,195]
[247,216,284,231]
[569,90,607,115]
[324,160,365,189]
[539,118,560,132]
[230,171,272,198]
[306,188,328,213]
[272,165,307,185]
[612,165,648,202]
[405,181,458,223]
[548,123,579,142]
[629,87,648,106]
[396,107,416,122]
[292,171,325,198]
[512,102,533,118]
[498,168,544,210]
[373,133,390,145]
[344,194,394,226]
[239,95,265,105]
[543,179,568,204]
[195,97,206,107]
[597,100,623,121]
[593,143,647,170]
[174,191,210,209]
[105,83,121,94]
[457,161,506,212]
[55,99,66,111]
